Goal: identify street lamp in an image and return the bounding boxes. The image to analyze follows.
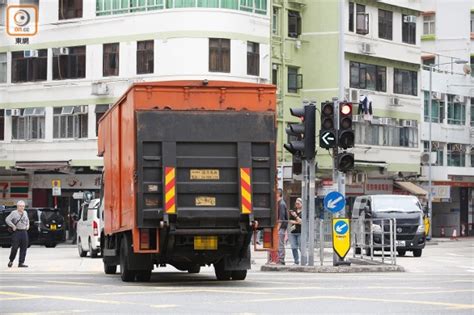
[426,59,468,240]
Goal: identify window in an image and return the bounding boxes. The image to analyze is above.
[209,38,230,73]
[0,109,4,141]
[356,4,369,35]
[447,95,465,125]
[12,50,47,83]
[471,12,474,33]
[350,62,386,92]
[422,56,435,67]
[348,2,354,32]
[471,98,474,125]
[402,14,416,44]
[471,148,474,168]
[53,46,86,80]
[0,53,6,83]
[95,104,109,136]
[59,0,83,20]
[471,56,474,78]
[378,9,392,40]
[447,144,465,167]
[247,42,259,76]
[137,40,154,75]
[354,118,418,148]
[423,141,444,166]
[272,64,278,86]
[53,106,88,139]
[12,108,46,140]
[423,14,435,35]
[272,7,279,35]
[288,10,301,38]
[394,69,417,96]
[423,91,444,123]
[287,66,302,93]
[103,43,119,77]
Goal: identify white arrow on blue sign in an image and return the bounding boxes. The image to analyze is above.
[324,191,346,213]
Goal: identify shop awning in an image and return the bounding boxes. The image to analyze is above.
[394,181,428,196]
[15,161,70,171]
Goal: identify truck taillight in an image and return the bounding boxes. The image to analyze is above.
[93,221,98,236]
[263,228,272,249]
[140,229,150,250]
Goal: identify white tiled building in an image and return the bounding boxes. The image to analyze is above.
[0,0,271,221]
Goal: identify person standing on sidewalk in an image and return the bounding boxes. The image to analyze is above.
[277,188,288,265]
[6,200,30,268]
[289,198,303,265]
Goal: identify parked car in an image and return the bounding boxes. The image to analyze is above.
[76,198,103,258]
[352,195,426,257]
[0,207,65,248]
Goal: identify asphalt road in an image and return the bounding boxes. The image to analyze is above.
[0,239,473,314]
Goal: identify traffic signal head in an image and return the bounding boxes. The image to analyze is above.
[337,152,354,172]
[284,104,316,160]
[338,102,355,149]
[319,102,336,149]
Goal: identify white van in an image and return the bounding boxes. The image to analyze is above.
[76,198,103,258]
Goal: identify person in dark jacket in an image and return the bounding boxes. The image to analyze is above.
[277,188,288,265]
[289,198,303,265]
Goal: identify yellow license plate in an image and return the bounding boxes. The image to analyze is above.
[194,236,218,250]
[195,196,216,206]
[50,224,57,230]
[190,169,220,180]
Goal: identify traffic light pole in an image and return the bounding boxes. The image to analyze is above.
[300,159,308,266]
[300,158,316,266]
[307,158,316,266]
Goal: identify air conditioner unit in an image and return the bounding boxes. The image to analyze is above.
[431,92,441,100]
[389,97,401,106]
[421,152,437,165]
[91,82,109,96]
[350,89,360,103]
[53,47,70,56]
[454,95,464,103]
[379,118,390,125]
[10,109,21,116]
[75,105,88,114]
[24,50,38,58]
[360,42,372,54]
[403,15,417,23]
[0,0,7,5]
[401,120,416,127]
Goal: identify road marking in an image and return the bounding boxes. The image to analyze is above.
[210,294,474,310]
[9,311,87,315]
[43,280,91,286]
[397,289,474,295]
[98,288,276,296]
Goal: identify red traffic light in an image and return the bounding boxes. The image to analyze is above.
[340,103,352,115]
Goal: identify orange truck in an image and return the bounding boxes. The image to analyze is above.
[98,80,277,282]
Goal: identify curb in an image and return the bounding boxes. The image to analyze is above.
[260,264,404,273]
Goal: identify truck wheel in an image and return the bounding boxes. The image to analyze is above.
[45,243,56,248]
[104,263,117,274]
[120,237,136,282]
[89,239,98,258]
[78,239,87,257]
[135,270,152,282]
[397,250,406,257]
[231,270,247,281]
[413,249,422,257]
[214,261,231,281]
[188,265,201,274]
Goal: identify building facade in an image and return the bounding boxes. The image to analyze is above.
[0,0,271,234]
[419,0,474,237]
[272,0,426,208]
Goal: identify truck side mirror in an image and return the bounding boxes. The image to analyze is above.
[364,206,371,218]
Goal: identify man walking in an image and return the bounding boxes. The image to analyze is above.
[6,200,30,268]
[277,188,288,265]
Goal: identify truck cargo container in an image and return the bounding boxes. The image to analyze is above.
[98,80,277,282]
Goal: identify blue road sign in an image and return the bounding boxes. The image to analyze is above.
[334,220,349,235]
[324,191,346,213]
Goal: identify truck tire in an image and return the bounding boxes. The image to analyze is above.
[78,239,87,257]
[231,270,247,281]
[397,250,406,257]
[135,270,152,282]
[188,265,201,274]
[413,249,422,257]
[120,236,136,282]
[89,239,99,258]
[104,263,117,274]
[45,242,56,248]
[214,261,231,281]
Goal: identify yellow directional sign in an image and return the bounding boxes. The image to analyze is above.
[332,218,350,259]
